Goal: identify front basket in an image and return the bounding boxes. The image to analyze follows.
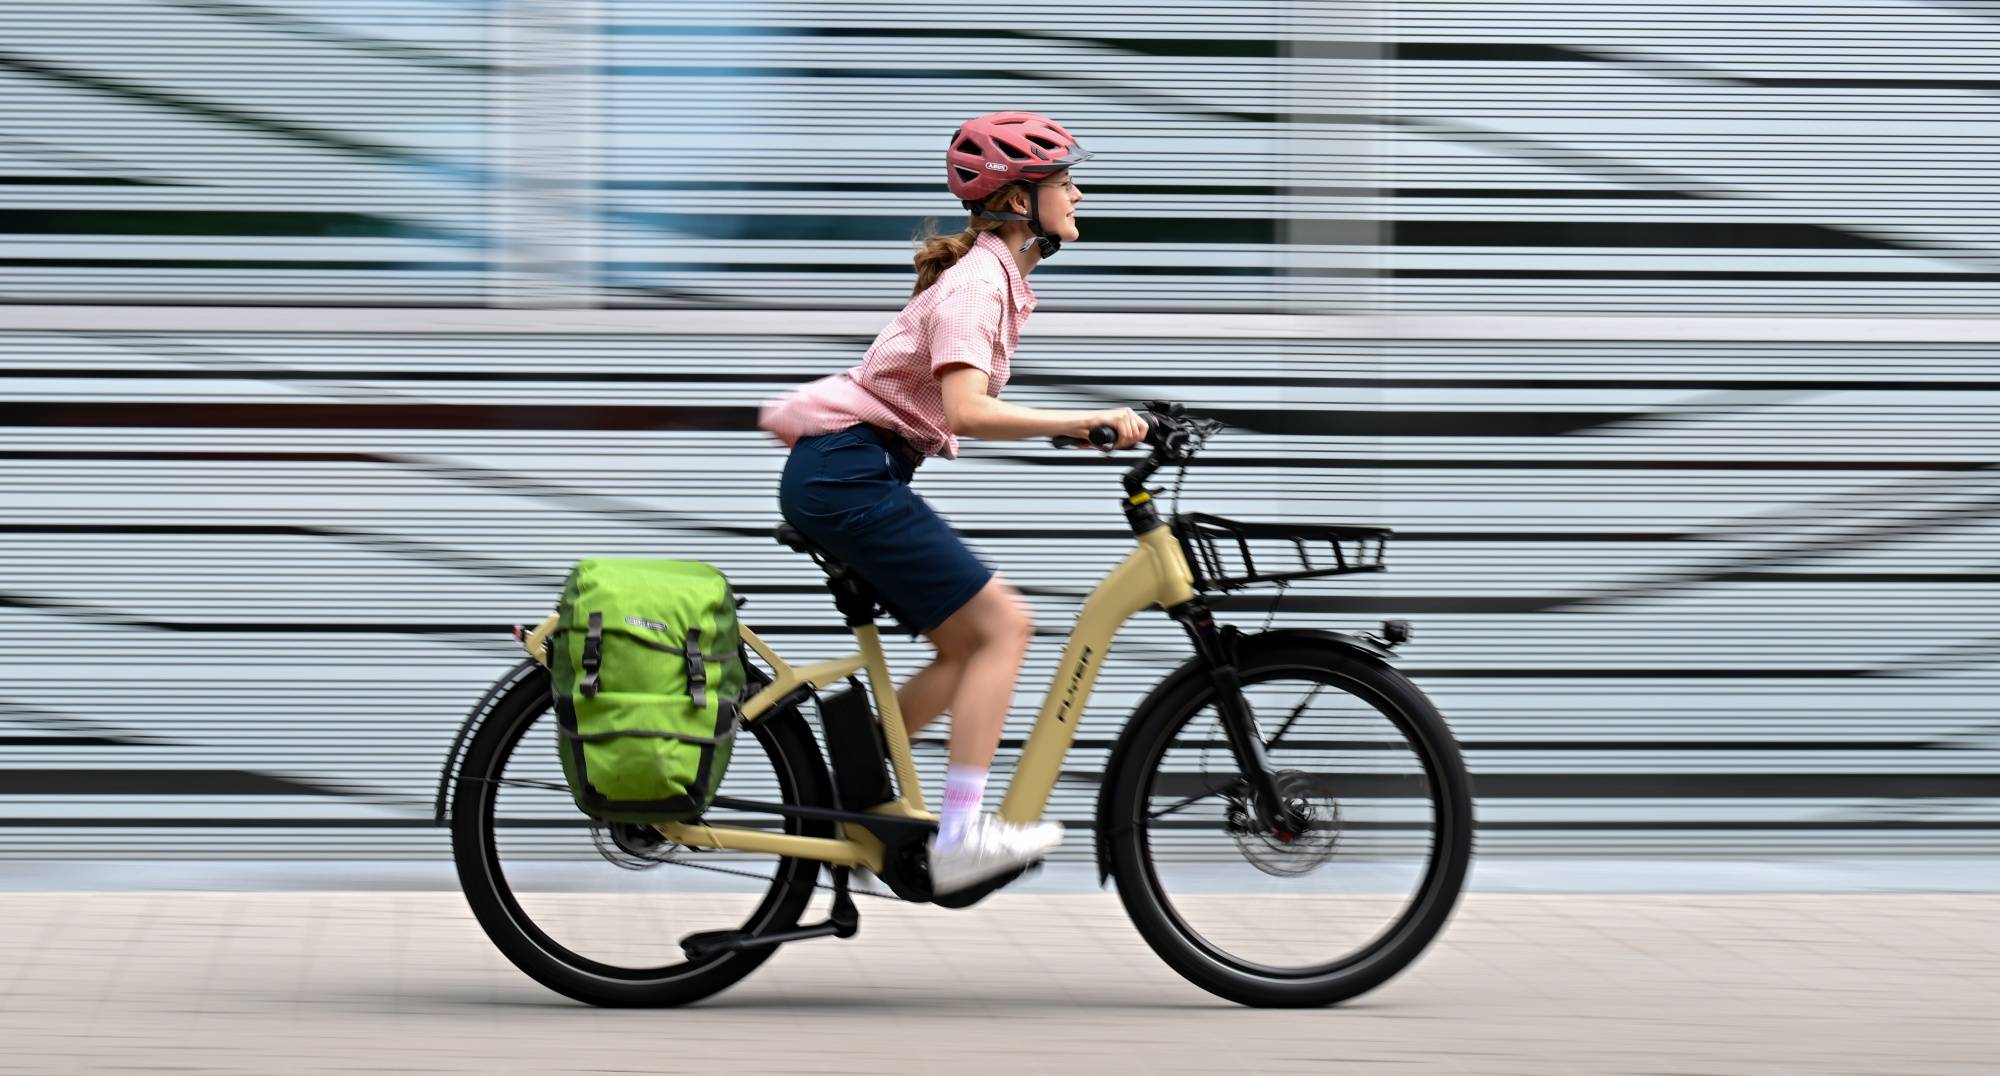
[1170,513,1390,593]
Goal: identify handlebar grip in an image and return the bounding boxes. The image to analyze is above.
[1052,424,1120,450]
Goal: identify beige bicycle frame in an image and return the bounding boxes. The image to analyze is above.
[521,524,1198,873]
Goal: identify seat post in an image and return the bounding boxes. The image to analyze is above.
[825,574,879,627]
[775,523,882,627]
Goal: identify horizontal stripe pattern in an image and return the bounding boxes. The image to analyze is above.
[4,2,1995,311]
[1,327,1996,858]
[3,1,1996,860]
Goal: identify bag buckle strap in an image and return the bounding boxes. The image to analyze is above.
[580,611,603,697]
[683,626,707,709]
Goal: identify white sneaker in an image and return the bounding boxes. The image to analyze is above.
[929,813,1064,895]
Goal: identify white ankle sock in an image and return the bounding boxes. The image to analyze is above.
[935,764,988,852]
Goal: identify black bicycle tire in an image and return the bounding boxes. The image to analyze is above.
[449,665,834,1007]
[1102,634,1475,1008]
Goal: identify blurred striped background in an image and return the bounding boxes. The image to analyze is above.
[1,0,1994,859]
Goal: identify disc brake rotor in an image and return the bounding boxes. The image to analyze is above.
[1224,770,1341,877]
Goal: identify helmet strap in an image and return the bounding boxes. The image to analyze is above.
[1019,181,1062,258]
[966,181,1063,259]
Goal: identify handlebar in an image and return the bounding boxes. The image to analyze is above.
[1052,402,1218,459]
[1056,402,1224,520]
[1048,400,1216,508]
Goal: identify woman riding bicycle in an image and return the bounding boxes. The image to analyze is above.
[758,112,1147,893]
[454,120,1471,1001]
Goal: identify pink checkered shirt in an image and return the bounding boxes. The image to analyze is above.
[758,231,1035,460]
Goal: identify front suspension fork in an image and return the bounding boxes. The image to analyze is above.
[1168,601,1306,833]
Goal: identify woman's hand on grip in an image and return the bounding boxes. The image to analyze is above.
[1071,407,1149,450]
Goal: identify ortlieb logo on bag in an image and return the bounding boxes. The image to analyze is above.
[549,559,745,822]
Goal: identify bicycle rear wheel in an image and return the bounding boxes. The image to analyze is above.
[1101,632,1474,1007]
[449,662,833,1007]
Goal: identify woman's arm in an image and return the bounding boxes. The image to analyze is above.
[938,366,1147,446]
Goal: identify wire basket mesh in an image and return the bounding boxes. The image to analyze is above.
[1170,513,1390,593]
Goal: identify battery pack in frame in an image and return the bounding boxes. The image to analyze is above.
[817,677,896,809]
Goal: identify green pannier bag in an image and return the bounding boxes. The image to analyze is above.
[550,559,745,822]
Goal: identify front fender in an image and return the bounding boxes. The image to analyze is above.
[433,658,548,825]
[1090,627,1399,884]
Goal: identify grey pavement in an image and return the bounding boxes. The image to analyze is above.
[2,879,1997,1074]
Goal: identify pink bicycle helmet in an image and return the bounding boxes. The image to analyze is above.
[947,111,1091,203]
[945,111,1093,256]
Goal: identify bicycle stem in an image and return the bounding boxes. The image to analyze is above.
[1123,454,1164,496]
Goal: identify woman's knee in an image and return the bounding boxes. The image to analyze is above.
[973,577,1033,645]
[930,577,1033,656]
[998,584,1035,647]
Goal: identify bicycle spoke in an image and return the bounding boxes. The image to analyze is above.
[1146,779,1245,822]
[1264,683,1324,750]
[468,775,572,794]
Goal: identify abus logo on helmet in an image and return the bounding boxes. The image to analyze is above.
[984,161,1008,172]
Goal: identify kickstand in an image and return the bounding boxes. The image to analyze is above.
[825,866,860,938]
[679,866,860,960]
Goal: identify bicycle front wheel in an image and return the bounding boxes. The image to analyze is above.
[1102,632,1474,1007]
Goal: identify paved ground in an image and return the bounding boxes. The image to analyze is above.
[2,886,1996,1074]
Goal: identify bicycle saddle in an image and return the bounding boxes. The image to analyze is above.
[775,524,887,627]
[774,523,851,577]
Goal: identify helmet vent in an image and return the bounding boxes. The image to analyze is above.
[953,166,979,183]
[1024,135,1060,153]
[955,138,981,155]
[995,138,1030,160]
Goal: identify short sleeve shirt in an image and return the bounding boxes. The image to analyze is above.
[757,231,1036,459]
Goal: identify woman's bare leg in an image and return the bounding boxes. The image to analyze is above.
[894,653,963,737]
[919,577,1035,769]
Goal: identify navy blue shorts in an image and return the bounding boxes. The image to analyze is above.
[778,425,994,635]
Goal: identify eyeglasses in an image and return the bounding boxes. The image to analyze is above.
[1038,176,1078,194]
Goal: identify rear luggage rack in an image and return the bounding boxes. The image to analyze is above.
[1170,513,1390,593]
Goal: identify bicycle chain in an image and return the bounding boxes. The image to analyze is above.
[655,850,903,900]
